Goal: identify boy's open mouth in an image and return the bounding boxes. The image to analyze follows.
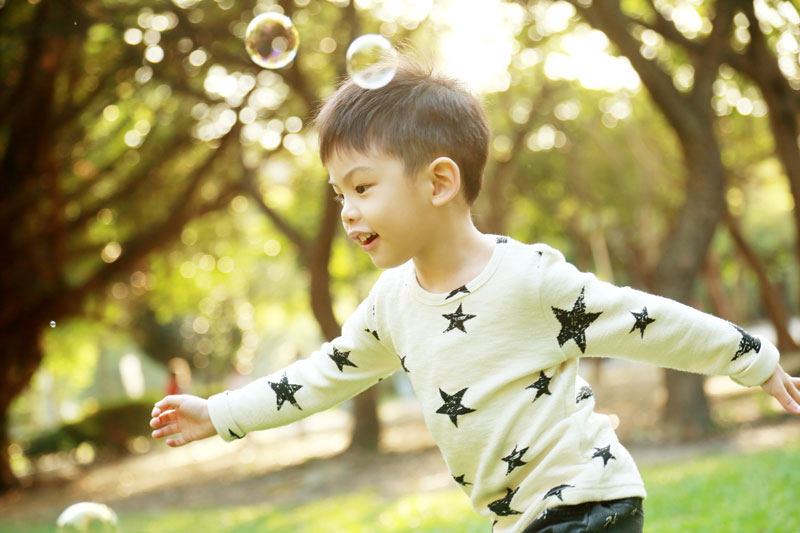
[357,233,379,246]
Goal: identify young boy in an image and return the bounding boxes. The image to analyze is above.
[150,59,800,532]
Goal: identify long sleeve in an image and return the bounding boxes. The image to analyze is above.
[207,283,400,442]
[534,245,779,387]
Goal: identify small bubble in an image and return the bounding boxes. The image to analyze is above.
[50,321,56,328]
[57,502,119,532]
[244,13,299,69]
[346,34,396,89]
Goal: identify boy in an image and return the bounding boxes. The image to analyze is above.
[151,59,800,532]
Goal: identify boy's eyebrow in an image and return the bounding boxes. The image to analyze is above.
[328,165,371,186]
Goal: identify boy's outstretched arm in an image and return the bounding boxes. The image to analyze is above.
[150,395,217,447]
[760,364,800,415]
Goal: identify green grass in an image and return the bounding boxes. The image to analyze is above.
[3,442,799,532]
[641,443,800,532]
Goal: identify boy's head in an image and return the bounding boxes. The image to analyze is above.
[315,55,490,206]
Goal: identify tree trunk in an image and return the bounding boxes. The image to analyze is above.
[307,186,381,452]
[0,324,44,493]
[564,0,742,439]
[654,135,723,440]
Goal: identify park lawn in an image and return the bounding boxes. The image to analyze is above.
[3,442,798,532]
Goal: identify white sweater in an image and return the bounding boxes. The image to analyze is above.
[208,238,779,532]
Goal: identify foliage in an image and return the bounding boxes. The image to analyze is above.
[22,398,158,459]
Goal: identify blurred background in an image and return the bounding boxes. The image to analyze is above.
[1,0,799,531]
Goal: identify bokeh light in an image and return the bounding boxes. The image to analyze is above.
[346,34,397,89]
[244,13,299,69]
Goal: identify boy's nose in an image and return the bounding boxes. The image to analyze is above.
[340,198,359,224]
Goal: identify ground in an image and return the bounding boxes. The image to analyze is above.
[1,358,799,526]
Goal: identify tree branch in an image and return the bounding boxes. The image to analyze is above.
[563,0,695,136]
[242,166,309,253]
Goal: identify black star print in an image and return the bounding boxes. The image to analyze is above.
[445,285,470,300]
[488,487,522,516]
[453,474,472,487]
[268,372,303,411]
[525,371,552,403]
[576,385,594,403]
[328,347,358,372]
[551,287,602,353]
[732,324,761,361]
[592,445,616,467]
[502,445,529,475]
[399,355,410,373]
[435,387,476,427]
[630,307,656,338]
[364,328,380,341]
[496,236,508,244]
[228,428,243,440]
[544,484,573,502]
[442,303,476,334]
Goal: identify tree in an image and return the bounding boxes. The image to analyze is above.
[0,0,407,492]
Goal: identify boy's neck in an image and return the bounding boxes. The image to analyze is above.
[412,214,496,294]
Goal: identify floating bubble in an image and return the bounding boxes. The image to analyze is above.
[244,13,299,69]
[57,502,119,533]
[50,320,56,328]
[346,34,397,89]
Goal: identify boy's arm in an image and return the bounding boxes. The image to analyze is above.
[205,290,399,442]
[535,245,794,398]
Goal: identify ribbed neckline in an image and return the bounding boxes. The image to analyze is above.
[403,236,509,306]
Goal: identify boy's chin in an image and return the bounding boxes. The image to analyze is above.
[368,254,407,269]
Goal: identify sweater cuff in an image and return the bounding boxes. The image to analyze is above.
[731,336,780,387]
[208,391,246,442]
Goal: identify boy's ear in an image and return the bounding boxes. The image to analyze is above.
[427,157,461,207]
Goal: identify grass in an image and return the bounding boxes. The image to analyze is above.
[3,442,799,532]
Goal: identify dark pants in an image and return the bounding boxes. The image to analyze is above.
[522,497,643,533]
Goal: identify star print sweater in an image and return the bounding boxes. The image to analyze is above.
[207,238,779,532]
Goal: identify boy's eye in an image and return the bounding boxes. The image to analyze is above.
[333,193,344,205]
[355,184,370,194]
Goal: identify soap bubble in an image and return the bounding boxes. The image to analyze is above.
[346,34,397,89]
[244,13,299,69]
[57,502,119,532]
[50,320,56,328]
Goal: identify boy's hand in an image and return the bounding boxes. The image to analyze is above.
[150,394,216,447]
[760,364,800,415]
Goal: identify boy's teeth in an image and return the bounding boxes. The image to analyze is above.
[359,233,375,242]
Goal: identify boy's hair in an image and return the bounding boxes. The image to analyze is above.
[315,55,490,205]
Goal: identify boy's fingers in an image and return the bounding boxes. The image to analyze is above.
[776,379,800,414]
[149,410,175,429]
[152,422,179,440]
[787,376,800,411]
[167,435,187,447]
[154,395,179,410]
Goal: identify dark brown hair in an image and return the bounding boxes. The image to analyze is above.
[315,55,490,205]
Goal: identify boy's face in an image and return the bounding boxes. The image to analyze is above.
[327,148,435,269]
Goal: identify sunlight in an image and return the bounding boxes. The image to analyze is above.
[431,0,640,94]
[545,24,640,93]
[434,0,525,93]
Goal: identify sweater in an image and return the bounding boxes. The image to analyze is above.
[208,237,779,532]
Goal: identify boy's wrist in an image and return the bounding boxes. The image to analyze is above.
[730,335,780,387]
[207,390,246,442]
